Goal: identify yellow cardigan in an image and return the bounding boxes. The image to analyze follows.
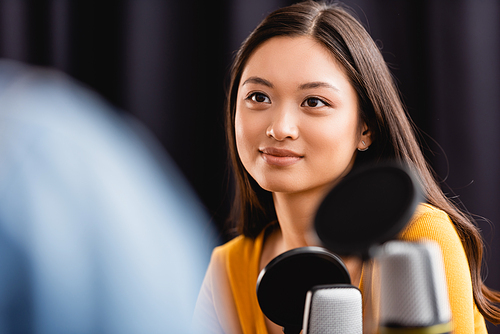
[194,203,487,333]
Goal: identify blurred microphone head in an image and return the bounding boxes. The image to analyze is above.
[303,284,362,334]
[377,240,453,333]
[313,162,422,259]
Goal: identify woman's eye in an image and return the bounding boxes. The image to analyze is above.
[302,97,328,108]
[248,93,271,103]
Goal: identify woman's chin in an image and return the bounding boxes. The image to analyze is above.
[257,182,303,194]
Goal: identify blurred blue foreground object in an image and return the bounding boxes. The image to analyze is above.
[0,60,215,334]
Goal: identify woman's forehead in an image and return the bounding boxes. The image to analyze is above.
[239,36,351,93]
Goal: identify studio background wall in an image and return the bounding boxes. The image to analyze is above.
[1,0,498,332]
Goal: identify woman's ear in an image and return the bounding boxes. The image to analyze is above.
[357,123,373,151]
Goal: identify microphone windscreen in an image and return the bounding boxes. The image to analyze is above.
[303,284,362,334]
[378,240,452,332]
[256,247,350,332]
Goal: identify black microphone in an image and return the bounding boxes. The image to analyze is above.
[377,240,453,334]
[256,247,351,334]
[302,284,362,334]
[314,163,422,258]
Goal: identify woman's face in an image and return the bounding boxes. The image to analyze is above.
[235,36,370,196]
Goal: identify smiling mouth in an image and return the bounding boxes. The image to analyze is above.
[259,148,303,167]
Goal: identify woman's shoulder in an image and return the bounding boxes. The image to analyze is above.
[211,232,266,267]
[413,202,450,220]
[212,234,247,256]
[399,203,463,249]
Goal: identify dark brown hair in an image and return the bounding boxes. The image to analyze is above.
[224,0,500,323]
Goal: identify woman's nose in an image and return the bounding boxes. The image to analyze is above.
[265,108,299,141]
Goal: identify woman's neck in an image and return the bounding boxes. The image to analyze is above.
[272,187,328,251]
[259,189,324,273]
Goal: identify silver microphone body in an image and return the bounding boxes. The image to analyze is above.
[303,284,362,334]
[377,240,453,334]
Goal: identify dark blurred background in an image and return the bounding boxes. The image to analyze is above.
[0,0,498,331]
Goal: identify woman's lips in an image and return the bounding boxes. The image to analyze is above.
[259,147,303,167]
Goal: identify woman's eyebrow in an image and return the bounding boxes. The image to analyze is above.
[241,76,273,88]
[298,81,340,92]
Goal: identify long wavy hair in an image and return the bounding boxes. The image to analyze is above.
[224,0,500,323]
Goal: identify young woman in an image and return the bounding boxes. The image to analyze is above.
[194,1,500,333]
